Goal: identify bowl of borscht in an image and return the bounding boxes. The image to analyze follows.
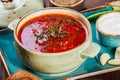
[14,7,100,76]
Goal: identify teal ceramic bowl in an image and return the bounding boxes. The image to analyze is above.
[96,12,120,47]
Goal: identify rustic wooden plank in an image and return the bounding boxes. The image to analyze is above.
[0,51,9,80]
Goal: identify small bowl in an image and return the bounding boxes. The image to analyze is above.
[50,0,84,11]
[14,7,100,76]
[96,12,120,47]
[0,0,43,28]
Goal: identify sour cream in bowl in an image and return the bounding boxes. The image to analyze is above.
[96,12,120,47]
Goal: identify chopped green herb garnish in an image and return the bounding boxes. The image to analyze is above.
[48,27,55,34]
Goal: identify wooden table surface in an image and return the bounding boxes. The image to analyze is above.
[1,0,120,80]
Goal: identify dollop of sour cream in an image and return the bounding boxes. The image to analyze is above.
[97,13,120,35]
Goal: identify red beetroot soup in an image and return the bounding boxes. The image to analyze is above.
[17,13,88,53]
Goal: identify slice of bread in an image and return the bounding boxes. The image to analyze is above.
[6,70,42,80]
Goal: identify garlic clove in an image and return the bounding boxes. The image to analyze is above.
[115,47,120,59]
[100,53,110,65]
[108,59,120,65]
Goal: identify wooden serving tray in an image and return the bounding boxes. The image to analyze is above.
[0,0,119,80]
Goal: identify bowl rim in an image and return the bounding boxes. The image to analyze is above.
[96,12,120,37]
[14,7,92,56]
[50,0,84,7]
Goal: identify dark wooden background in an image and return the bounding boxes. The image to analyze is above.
[1,0,120,80]
[0,57,8,80]
[44,0,116,9]
[80,70,120,80]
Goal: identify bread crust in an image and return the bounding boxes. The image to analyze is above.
[6,70,42,80]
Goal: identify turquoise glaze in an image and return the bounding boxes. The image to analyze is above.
[83,6,113,17]
[96,12,120,47]
[0,8,115,80]
[98,32,120,47]
[0,17,115,80]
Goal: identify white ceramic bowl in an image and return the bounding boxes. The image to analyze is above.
[14,7,100,76]
[0,0,43,27]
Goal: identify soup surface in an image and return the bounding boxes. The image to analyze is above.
[17,13,88,53]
